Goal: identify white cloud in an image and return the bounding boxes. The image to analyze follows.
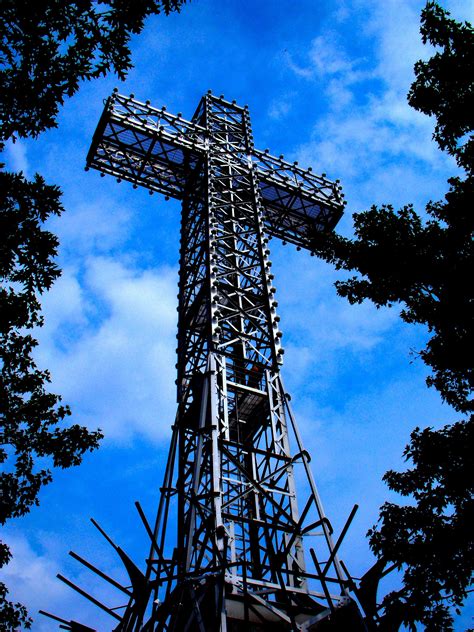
[38,268,87,334]
[2,533,69,628]
[286,32,372,111]
[362,0,425,94]
[274,250,398,348]
[268,93,294,120]
[308,33,361,80]
[36,257,178,443]
[4,139,29,174]
[48,197,133,256]
[3,531,126,631]
[283,0,464,212]
[2,534,65,601]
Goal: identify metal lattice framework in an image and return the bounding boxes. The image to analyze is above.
[42,92,380,632]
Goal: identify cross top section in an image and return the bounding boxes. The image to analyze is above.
[87,90,345,251]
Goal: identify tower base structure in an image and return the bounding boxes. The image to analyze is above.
[40,92,384,631]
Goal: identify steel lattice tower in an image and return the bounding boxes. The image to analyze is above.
[42,92,376,631]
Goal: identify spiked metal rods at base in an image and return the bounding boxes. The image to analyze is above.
[44,92,376,631]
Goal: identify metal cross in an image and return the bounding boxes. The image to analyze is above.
[43,92,375,631]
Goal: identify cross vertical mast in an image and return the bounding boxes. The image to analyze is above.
[45,92,372,632]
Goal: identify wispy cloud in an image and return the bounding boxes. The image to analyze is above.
[36,257,178,443]
[284,0,461,213]
[267,92,295,120]
[3,530,124,630]
[4,139,29,174]
[49,197,133,256]
[286,31,366,85]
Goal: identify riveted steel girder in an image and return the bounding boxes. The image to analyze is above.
[86,93,344,251]
[45,93,371,632]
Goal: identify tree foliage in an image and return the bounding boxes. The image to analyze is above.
[0,544,31,630]
[0,0,185,142]
[312,2,473,629]
[0,171,104,526]
[369,421,473,630]
[409,1,474,171]
[0,0,186,626]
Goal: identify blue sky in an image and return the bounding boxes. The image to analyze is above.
[3,0,473,629]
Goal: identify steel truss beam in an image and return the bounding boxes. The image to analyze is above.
[45,92,374,632]
[86,92,344,251]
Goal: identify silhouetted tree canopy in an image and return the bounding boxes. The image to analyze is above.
[312,3,473,629]
[409,1,474,171]
[0,0,185,141]
[0,0,186,627]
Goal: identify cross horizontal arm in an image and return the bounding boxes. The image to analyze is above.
[86,92,205,199]
[252,148,344,249]
[86,92,344,249]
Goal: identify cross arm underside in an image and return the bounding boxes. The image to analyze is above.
[252,148,344,249]
[86,92,205,200]
[86,93,344,250]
